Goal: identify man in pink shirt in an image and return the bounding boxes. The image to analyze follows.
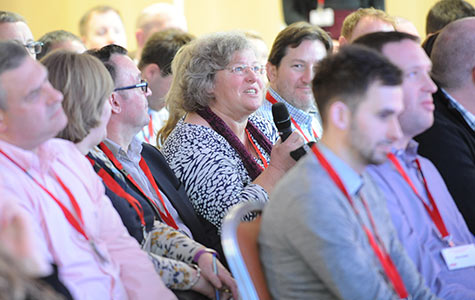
[0,40,176,299]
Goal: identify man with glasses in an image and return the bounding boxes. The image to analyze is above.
[0,11,42,58]
[256,21,332,142]
[88,45,218,257]
[0,40,174,299]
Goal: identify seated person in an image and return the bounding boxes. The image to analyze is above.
[37,30,85,60]
[0,40,174,299]
[259,45,436,299]
[161,32,302,233]
[137,28,194,146]
[41,50,237,300]
[356,31,475,299]
[79,5,127,49]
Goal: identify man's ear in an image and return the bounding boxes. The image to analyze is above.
[266,61,277,83]
[110,93,121,114]
[338,35,348,47]
[329,100,351,130]
[135,28,145,48]
[142,63,160,82]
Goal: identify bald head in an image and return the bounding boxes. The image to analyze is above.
[431,17,475,91]
[135,3,187,58]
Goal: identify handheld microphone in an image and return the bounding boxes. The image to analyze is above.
[272,102,292,142]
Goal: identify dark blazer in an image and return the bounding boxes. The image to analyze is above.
[415,88,475,234]
[140,143,224,260]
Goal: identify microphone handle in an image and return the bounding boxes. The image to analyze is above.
[279,128,292,142]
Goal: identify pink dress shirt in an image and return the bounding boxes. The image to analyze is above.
[0,138,176,300]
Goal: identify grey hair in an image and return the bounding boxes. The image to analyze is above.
[0,41,29,110]
[168,31,252,112]
[0,11,25,24]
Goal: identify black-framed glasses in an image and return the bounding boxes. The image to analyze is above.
[114,79,148,93]
[24,41,43,55]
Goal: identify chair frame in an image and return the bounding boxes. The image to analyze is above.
[221,201,266,300]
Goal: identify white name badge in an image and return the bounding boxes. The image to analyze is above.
[441,244,475,270]
[309,8,334,27]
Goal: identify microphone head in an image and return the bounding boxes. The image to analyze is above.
[272,102,291,132]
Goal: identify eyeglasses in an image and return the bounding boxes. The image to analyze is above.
[24,41,43,55]
[226,64,266,76]
[114,79,149,93]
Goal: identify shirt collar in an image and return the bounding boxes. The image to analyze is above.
[442,88,475,131]
[103,137,143,164]
[267,87,314,125]
[0,139,60,174]
[318,143,363,196]
[394,139,419,164]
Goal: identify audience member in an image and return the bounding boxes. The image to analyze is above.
[281,0,385,39]
[42,50,237,300]
[87,44,227,259]
[339,7,394,46]
[243,31,269,66]
[256,22,332,142]
[355,31,475,299]
[137,28,194,146]
[37,30,85,60]
[0,40,174,299]
[79,5,127,49]
[0,11,40,58]
[162,32,302,232]
[415,17,475,234]
[426,0,475,35]
[259,45,437,299]
[134,3,188,61]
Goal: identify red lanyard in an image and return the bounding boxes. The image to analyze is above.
[87,156,146,228]
[245,129,268,169]
[310,144,409,298]
[98,142,178,230]
[0,149,91,242]
[266,91,319,142]
[387,153,452,245]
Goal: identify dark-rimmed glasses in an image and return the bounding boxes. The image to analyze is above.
[114,79,148,93]
[24,41,43,55]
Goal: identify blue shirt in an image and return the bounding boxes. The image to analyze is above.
[367,140,475,299]
[259,142,436,299]
[255,87,322,141]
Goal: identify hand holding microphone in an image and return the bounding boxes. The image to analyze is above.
[271,102,313,161]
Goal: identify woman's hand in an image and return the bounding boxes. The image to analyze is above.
[196,252,239,300]
[268,131,304,173]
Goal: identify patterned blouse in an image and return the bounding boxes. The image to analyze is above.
[162,115,278,230]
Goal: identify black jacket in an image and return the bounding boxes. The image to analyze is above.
[415,88,475,234]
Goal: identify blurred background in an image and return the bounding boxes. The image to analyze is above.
[2,0,474,51]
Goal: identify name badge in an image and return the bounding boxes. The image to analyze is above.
[441,244,475,270]
[309,7,334,27]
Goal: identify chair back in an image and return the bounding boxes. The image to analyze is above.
[221,201,271,300]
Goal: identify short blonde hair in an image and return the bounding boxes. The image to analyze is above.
[341,8,395,40]
[41,51,114,143]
